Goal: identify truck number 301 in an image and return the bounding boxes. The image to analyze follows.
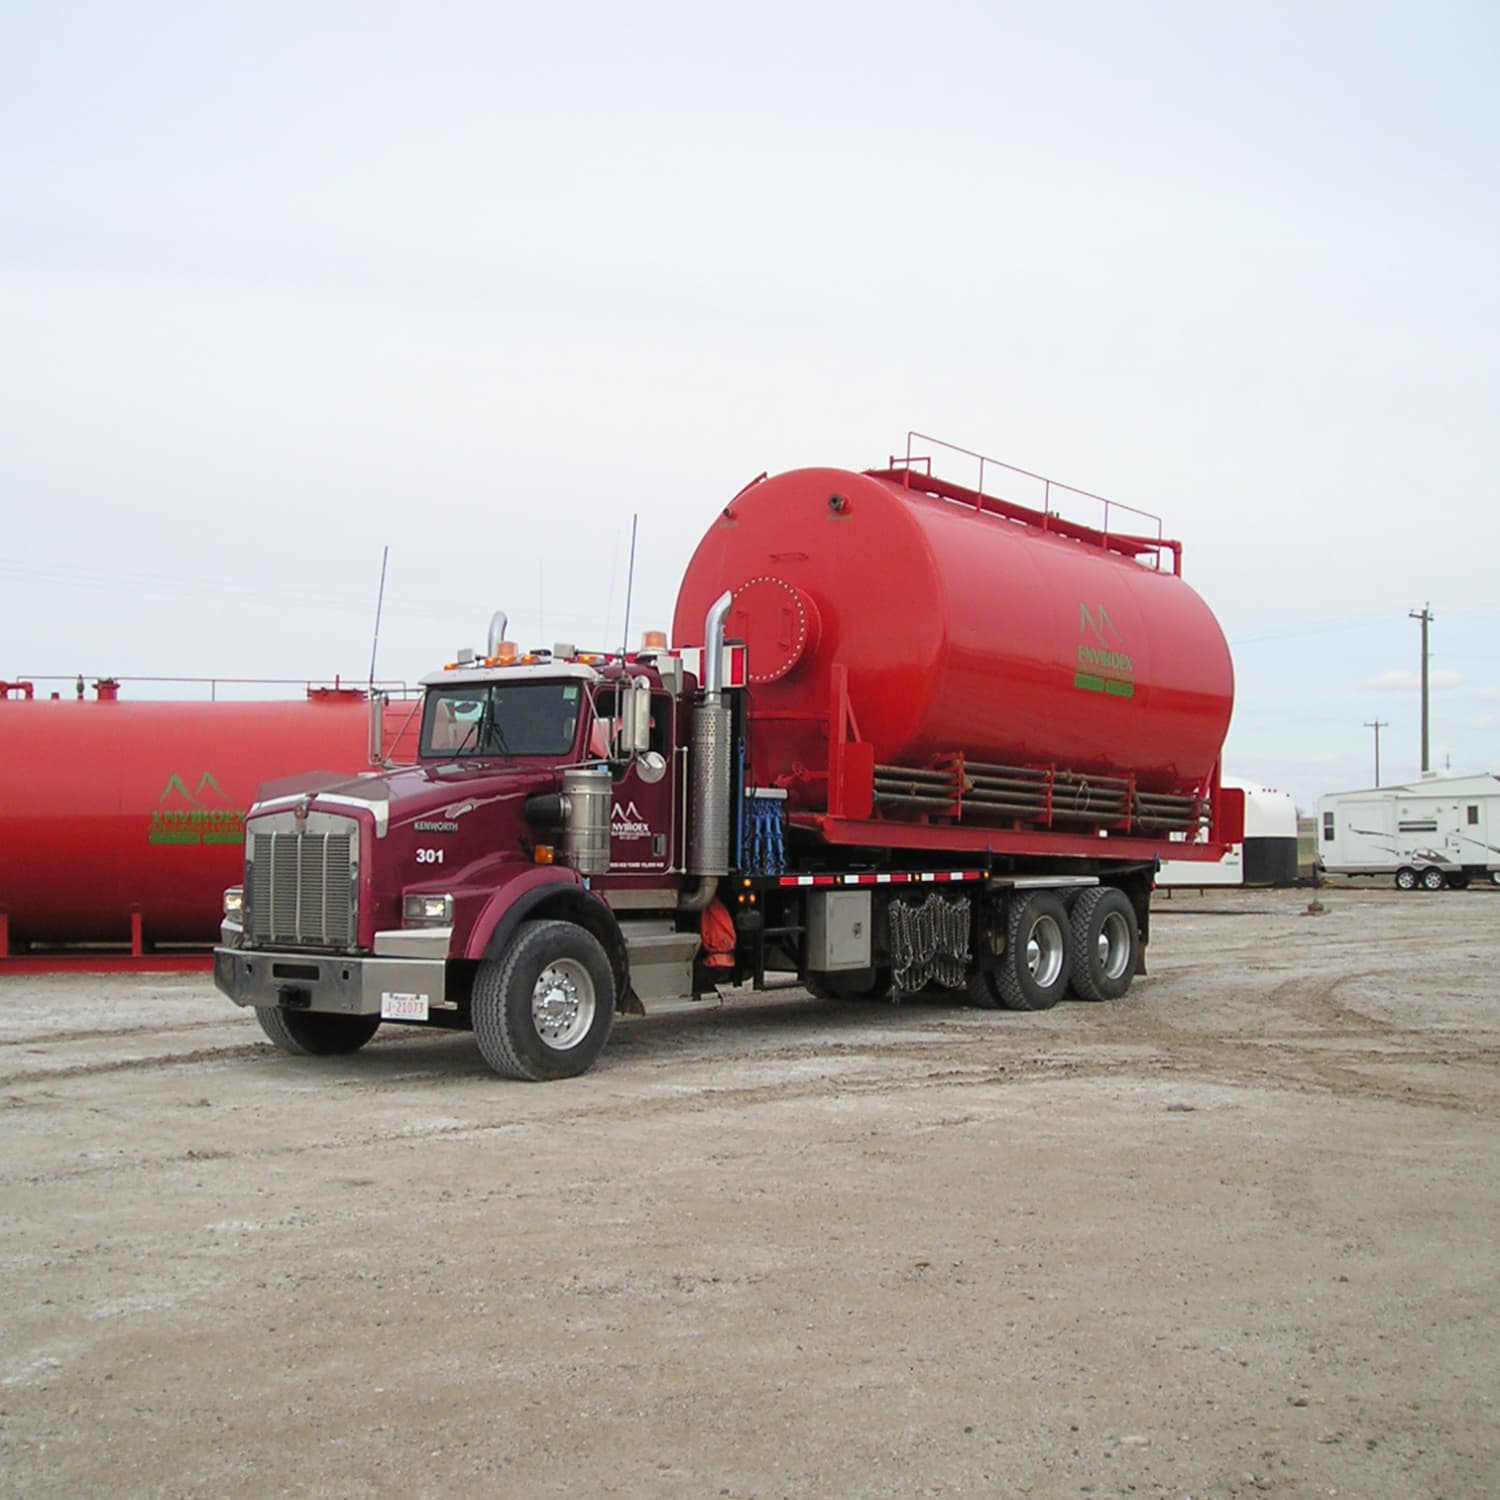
[416,848,444,865]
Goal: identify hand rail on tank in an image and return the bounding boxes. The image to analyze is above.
[877,432,1183,575]
[10,673,425,767]
[10,674,415,702]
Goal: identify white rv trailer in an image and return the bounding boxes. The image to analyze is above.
[1316,772,1500,890]
[1157,777,1299,888]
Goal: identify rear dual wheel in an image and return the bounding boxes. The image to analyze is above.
[1068,887,1139,1002]
[806,967,892,1001]
[969,887,1139,1011]
[990,888,1074,1008]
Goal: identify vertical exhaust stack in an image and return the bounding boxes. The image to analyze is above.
[486,611,509,656]
[688,591,734,879]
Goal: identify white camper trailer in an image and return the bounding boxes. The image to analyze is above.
[1317,773,1500,890]
[1157,777,1299,888]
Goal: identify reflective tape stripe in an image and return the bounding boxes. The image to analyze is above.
[776,869,984,888]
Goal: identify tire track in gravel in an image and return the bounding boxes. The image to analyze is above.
[1079,975,1500,1118]
[0,1040,268,1090]
[0,1018,236,1050]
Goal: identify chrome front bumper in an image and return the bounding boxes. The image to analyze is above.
[213,946,448,1015]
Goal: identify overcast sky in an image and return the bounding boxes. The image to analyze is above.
[3,1,1496,811]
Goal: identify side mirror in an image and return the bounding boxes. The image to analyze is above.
[620,676,652,755]
[635,750,667,785]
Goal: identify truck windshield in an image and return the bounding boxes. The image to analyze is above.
[419,682,583,759]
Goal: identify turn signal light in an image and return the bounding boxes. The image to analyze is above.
[533,844,555,865]
[641,629,668,650]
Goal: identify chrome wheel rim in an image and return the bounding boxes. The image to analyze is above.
[531,958,596,1050]
[1025,915,1066,989]
[1097,910,1133,981]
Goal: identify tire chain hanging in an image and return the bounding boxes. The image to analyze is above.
[889,892,971,993]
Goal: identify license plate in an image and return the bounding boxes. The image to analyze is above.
[381,991,429,1021]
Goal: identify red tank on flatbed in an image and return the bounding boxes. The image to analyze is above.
[674,456,1233,854]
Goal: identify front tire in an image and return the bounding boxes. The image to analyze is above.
[1068,887,1139,1001]
[473,920,615,1080]
[1395,867,1418,891]
[995,892,1072,1011]
[254,1007,382,1056]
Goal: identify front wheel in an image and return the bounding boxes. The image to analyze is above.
[1395,867,1418,891]
[473,920,615,1080]
[1068,887,1139,1001]
[254,1007,382,1056]
[994,892,1072,1011]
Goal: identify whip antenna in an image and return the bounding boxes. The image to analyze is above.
[618,513,639,660]
[368,544,389,688]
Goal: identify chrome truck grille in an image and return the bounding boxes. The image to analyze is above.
[246,826,358,948]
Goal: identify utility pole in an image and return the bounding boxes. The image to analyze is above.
[1408,603,1434,772]
[1363,719,1388,786]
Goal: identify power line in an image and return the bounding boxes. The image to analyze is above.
[1230,610,1392,646]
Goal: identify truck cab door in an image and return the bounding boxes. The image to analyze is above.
[598,691,676,876]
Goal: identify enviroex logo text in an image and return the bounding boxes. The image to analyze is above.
[1075,603,1135,699]
[612,800,651,839]
[149,772,246,846]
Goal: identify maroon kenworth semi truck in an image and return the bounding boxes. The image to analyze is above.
[215,444,1239,1079]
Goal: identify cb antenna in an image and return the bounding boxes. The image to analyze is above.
[618,513,639,660]
[368,544,389,688]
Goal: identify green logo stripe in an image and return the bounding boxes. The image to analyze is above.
[1074,671,1135,699]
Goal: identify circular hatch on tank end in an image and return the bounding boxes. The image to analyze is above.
[729,576,821,684]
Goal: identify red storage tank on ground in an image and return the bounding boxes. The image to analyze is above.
[673,465,1234,806]
[0,688,380,951]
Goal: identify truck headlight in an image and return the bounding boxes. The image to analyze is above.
[223,887,245,919]
[403,893,453,927]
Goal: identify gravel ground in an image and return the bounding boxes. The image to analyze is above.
[2,886,1497,1498]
